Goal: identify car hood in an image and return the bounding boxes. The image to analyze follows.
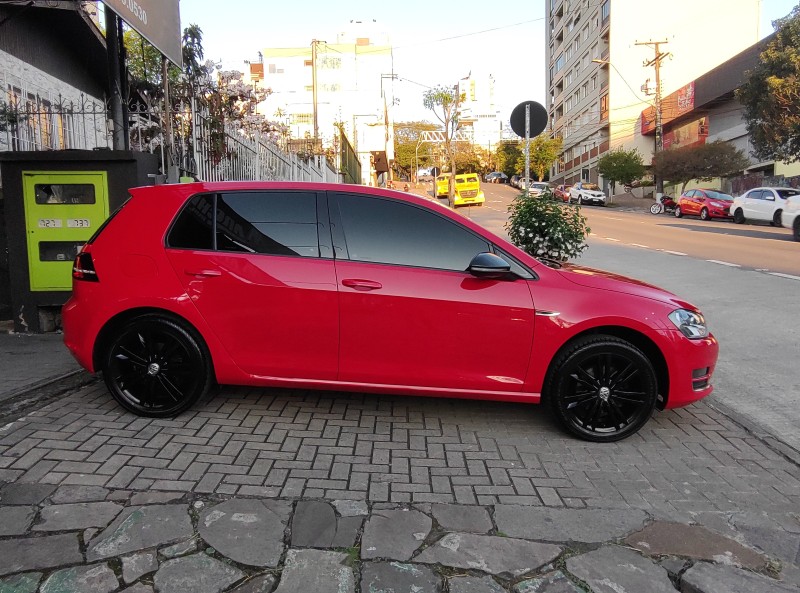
[554,262,693,309]
[581,190,605,197]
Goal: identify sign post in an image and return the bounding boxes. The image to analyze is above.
[510,101,548,198]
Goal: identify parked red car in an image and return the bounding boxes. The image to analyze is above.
[63,182,718,442]
[553,185,572,202]
[675,189,734,220]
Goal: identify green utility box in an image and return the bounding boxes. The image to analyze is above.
[0,151,159,332]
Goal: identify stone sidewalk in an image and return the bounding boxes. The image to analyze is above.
[0,382,799,592]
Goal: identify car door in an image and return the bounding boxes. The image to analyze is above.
[754,189,774,221]
[680,191,694,213]
[329,191,535,392]
[743,189,762,220]
[165,190,339,379]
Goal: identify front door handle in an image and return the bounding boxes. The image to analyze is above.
[184,268,221,278]
[342,278,382,291]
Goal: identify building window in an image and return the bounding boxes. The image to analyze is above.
[601,0,610,22]
[592,43,598,58]
[582,25,589,41]
[591,76,597,90]
[581,83,588,99]
[555,53,565,72]
[600,94,609,121]
[292,113,313,124]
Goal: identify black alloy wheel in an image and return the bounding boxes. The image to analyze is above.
[700,207,710,221]
[101,316,212,417]
[546,336,658,442]
[733,209,745,224]
[772,210,782,227]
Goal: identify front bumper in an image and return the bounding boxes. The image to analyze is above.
[659,330,719,409]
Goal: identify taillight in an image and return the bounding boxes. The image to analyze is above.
[73,252,99,282]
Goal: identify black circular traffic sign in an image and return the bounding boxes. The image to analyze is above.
[510,101,548,138]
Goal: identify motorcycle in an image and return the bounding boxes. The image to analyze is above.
[650,195,677,215]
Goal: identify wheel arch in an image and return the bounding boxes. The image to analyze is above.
[92,307,217,381]
[542,325,670,410]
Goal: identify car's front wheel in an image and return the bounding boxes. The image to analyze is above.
[100,315,213,417]
[733,209,745,224]
[546,335,658,442]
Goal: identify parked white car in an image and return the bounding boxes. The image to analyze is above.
[731,186,800,226]
[781,194,800,241]
[569,182,607,206]
[519,179,550,196]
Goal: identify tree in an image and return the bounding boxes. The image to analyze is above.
[651,141,750,193]
[423,86,462,206]
[597,148,646,194]
[393,121,438,179]
[495,141,522,177]
[737,4,800,163]
[518,135,563,181]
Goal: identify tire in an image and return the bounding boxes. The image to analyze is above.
[772,210,782,227]
[579,194,585,205]
[545,335,658,442]
[100,315,213,417]
[674,205,683,218]
[733,209,745,224]
[650,203,664,215]
[700,207,710,221]
[794,218,800,242]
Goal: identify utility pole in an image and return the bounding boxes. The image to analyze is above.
[104,9,125,150]
[311,39,321,143]
[636,40,670,196]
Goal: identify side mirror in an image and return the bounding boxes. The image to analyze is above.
[468,252,512,279]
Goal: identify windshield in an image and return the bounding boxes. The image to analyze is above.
[705,190,733,201]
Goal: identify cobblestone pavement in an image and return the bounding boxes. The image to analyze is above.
[1,381,799,592]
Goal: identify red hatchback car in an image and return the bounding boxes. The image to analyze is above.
[675,189,734,220]
[63,182,718,442]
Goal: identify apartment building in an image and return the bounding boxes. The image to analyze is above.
[256,22,394,185]
[546,0,761,190]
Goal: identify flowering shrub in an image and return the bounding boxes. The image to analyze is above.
[506,191,590,260]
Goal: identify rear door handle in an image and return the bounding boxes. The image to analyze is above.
[184,268,221,278]
[342,278,382,291]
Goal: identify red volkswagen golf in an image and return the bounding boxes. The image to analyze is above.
[63,182,718,442]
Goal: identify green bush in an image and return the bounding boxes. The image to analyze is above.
[506,192,590,260]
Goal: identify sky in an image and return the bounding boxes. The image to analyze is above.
[179,0,798,125]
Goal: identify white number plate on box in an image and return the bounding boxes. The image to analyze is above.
[38,219,63,228]
[67,219,91,228]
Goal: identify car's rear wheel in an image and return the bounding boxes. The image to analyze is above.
[794,218,800,242]
[700,207,710,221]
[733,209,745,224]
[674,205,683,218]
[772,210,782,227]
[546,336,658,442]
[101,316,212,417]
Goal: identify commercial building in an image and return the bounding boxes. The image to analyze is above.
[455,74,504,151]
[545,0,762,190]
[639,34,800,196]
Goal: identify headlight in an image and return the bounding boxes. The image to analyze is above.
[668,309,709,339]
[709,201,723,208]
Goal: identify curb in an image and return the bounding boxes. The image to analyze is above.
[708,399,800,467]
[0,369,97,424]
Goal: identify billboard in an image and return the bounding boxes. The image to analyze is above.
[104,0,182,66]
[641,81,696,135]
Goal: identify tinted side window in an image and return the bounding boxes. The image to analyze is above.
[749,190,764,200]
[778,189,800,199]
[168,194,214,250]
[216,191,319,257]
[335,193,490,271]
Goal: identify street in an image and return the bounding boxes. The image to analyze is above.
[461,182,800,452]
